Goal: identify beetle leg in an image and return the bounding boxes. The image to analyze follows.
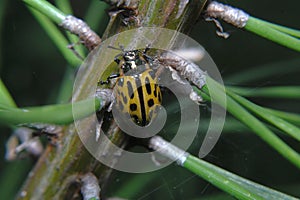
[143,45,150,54]
[142,46,154,63]
[143,54,154,63]
[99,73,120,85]
[114,57,121,64]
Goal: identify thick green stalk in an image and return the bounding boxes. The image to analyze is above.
[55,0,86,59]
[0,79,16,107]
[226,88,300,142]
[228,86,300,99]
[184,155,298,200]
[264,108,300,125]
[202,77,300,169]
[28,7,81,67]
[245,17,300,52]
[261,19,300,38]
[23,0,66,23]
[56,66,75,103]
[0,98,101,125]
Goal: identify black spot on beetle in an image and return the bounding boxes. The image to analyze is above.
[145,78,151,95]
[131,114,139,123]
[130,103,137,111]
[148,99,154,107]
[118,78,124,87]
[127,81,134,99]
[135,77,146,125]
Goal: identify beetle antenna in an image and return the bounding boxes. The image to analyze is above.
[108,45,124,52]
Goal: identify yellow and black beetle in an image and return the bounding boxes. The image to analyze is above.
[100,46,162,126]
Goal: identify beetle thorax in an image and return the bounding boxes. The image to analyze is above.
[122,50,143,73]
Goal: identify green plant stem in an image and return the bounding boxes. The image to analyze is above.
[25,0,85,64]
[0,160,33,200]
[23,0,65,23]
[0,98,101,125]
[226,88,300,142]
[264,108,300,125]
[201,77,300,169]
[28,7,81,67]
[183,155,298,200]
[262,19,300,38]
[56,66,75,103]
[0,80,31,200]
[54,0,72,14]
[245,17,300,52]
[55,0,86,59]
[227,86,300,99]
[0,79,17,107]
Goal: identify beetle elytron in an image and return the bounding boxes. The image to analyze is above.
[100,46,162,126]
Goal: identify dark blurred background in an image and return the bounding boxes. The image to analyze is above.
[0,0,299,199]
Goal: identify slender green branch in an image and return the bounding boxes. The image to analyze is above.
[264,108,300,125]
[225,86,300,125]
[28,7,82,67]
[0,79,16,107]
[226,88,300,142]
[184,155,299,200]
[24,0,91,62]
[56,66,75,103]
[23,0,66,23]
[54,0,73,14]
[0,98,100,125]
[261,19,300,38]
[245,17,300,52]
[206,1,300,52]
[150,137,298,200]
[0,82,29,199]
[200,77,300,169]
[55,0,86,59]
[0,160,33,200]
[227,86,300,99]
